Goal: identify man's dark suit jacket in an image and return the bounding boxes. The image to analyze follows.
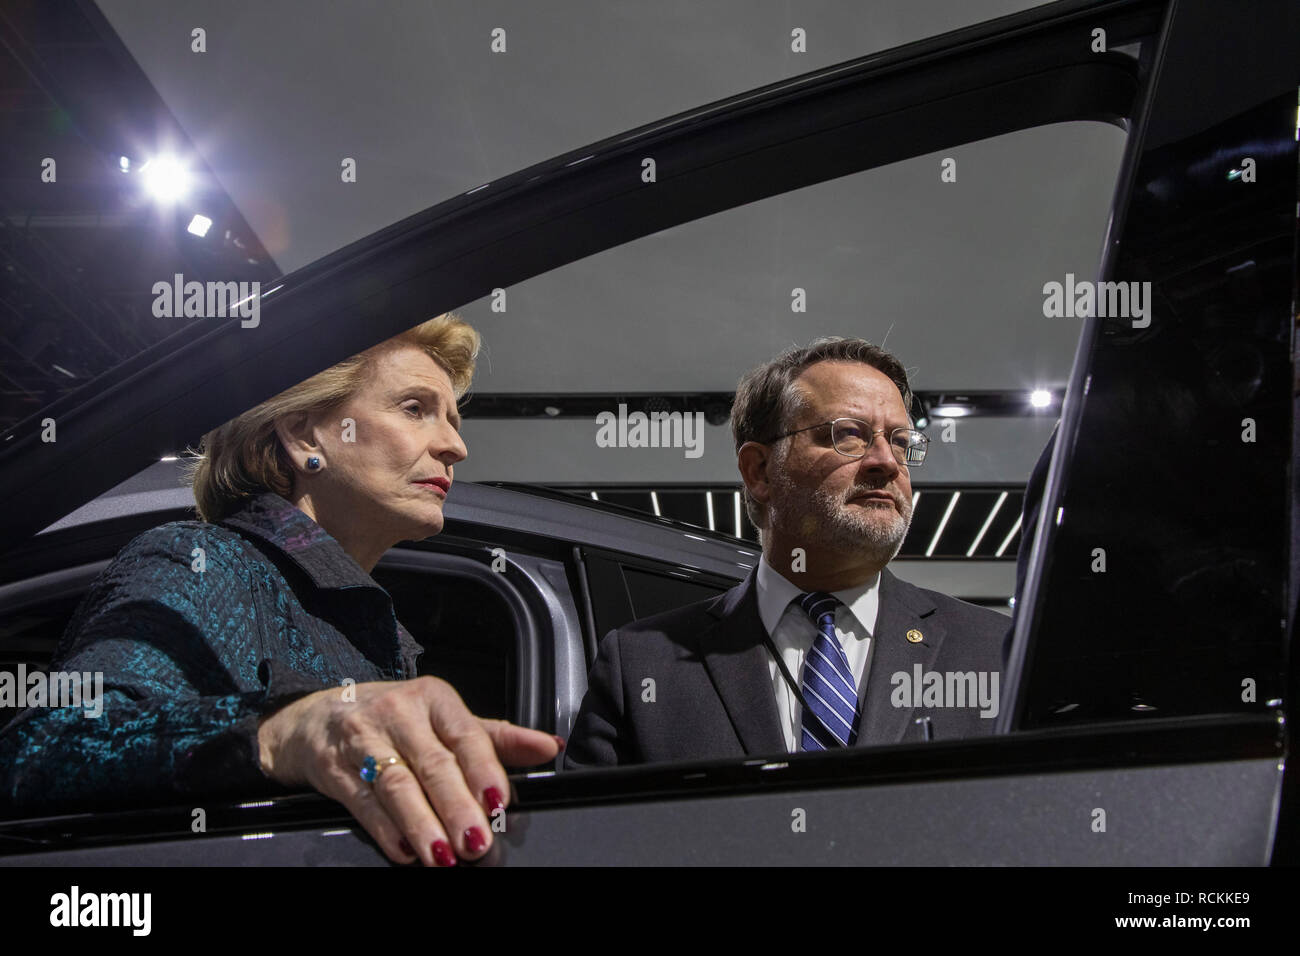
[565,567,1007,768]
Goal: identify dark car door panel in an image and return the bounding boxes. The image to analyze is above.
[0,716,1280,865]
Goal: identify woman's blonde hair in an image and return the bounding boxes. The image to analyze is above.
[188,313,480,521]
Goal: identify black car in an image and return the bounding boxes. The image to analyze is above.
[0,0,1295,866]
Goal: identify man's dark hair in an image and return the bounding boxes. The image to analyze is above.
[730,337,913,529]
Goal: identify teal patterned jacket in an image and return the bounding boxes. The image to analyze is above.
[0,493,423,814]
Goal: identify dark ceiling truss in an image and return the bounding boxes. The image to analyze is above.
[0,0,276,434]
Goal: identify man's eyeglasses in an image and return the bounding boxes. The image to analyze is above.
[763,417,929,465]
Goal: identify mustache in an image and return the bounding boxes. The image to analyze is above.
[843,484,901,505]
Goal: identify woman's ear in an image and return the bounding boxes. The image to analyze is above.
[273,411,322,473]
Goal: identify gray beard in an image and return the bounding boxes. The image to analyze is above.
[769,473,913,565]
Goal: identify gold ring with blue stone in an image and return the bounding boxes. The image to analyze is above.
[360,755,406,783]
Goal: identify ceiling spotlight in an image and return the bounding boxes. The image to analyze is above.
[118,156,131,172]
[1029,389,1052,408]
[930,404,972,418]
[139,155,191,203]
[187,214,213,237]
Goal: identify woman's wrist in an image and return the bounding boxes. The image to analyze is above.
[256,692,311,783]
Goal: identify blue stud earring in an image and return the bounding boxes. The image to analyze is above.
[307,456,321,470]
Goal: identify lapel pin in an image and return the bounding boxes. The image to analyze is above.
[906,628,924,644]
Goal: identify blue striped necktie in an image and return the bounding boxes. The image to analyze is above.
[795,591,861,750]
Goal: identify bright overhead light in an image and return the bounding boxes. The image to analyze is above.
[187,214,212,237]
[926,492,961,557]
[931,404,972,418]
[967,491,1008,556]
[1029,389,1052,408]
[995,514,1023,557]
[118,156,131,172]
[139,155,191,203]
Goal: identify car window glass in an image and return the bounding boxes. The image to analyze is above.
[622,566,730,622]
[0,560,519,734]
[584,555,731,641]
[1012,91,1300,731]
[373,567,516,722]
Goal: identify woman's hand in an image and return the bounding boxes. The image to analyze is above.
[256,676,561,866]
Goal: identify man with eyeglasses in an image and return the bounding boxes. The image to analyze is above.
[566,338,1008,767]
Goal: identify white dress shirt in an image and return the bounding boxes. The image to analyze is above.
[755,555,881,752]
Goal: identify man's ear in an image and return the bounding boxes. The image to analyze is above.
[273,411,322,471]
[737,441,772,512]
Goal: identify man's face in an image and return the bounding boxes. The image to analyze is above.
[766,360,914,565]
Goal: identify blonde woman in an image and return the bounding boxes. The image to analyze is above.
[0,314,559,867]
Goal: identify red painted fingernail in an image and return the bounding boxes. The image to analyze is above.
[464,827,487,854]
[431,840,457,867]
[553,734,567,751]
[483,787,505,815]
[398,838,414,857]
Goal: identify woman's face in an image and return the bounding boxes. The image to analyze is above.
[304,342,467,557]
